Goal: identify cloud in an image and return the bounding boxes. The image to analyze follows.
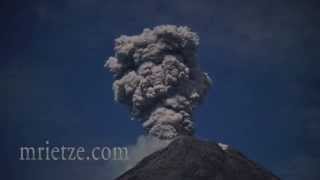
[105,25,212,139]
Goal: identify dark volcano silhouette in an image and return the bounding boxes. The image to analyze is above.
[116,136,280,180]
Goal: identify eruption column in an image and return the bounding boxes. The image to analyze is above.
[105,25,212,139]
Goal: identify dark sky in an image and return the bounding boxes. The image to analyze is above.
[2,0,320,179]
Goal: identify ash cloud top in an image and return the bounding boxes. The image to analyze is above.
[105,25,211,139]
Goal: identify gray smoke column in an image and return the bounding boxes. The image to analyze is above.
[105,25,212,139]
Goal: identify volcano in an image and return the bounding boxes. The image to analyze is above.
[115,136,279,180]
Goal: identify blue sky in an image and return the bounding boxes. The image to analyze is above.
[2,0,320,179]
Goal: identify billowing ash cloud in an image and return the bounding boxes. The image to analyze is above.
[105,25,212,139]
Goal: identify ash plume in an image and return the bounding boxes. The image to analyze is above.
[105,25,212,139]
